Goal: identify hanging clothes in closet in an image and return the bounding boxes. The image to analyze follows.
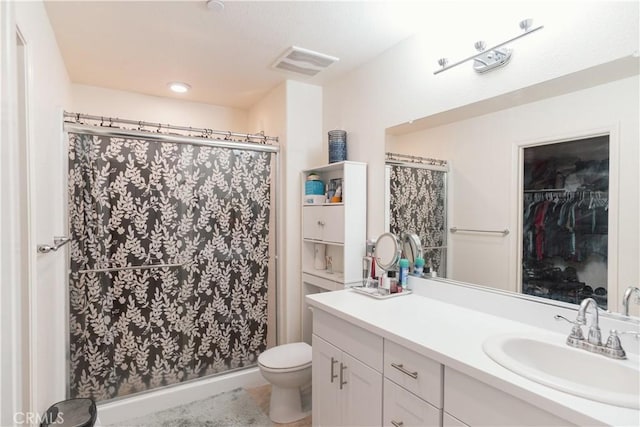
[522,190,608,306]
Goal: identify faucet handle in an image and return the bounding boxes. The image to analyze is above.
[554,315,584,340]
[605,330,623,349]
[604,330,627,359]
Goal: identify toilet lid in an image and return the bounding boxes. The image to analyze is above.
[258,342,312,370]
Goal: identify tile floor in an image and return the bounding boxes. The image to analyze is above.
[245,384,312,427]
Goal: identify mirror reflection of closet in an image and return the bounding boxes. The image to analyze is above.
[521,135,609,308]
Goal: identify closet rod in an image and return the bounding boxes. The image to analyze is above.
[523,189,608,194]
[450,227,509,236]
[64,111,279,143]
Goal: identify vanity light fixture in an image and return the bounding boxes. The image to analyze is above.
[434,19,543,75]
[168,82,191,93]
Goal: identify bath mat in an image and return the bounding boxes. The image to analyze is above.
[105,388,272,427]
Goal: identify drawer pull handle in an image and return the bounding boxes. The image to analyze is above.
[391,421,404,427]
[317,220,326,226]
[330,357,338,383]
[391,363,418,379]
[339,363,348,389]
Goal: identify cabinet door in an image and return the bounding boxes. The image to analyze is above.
[303,206,324,241]
[383,379,441,427]
[312,335,342,427]
[342,352,383,427]
[322,205,345,244]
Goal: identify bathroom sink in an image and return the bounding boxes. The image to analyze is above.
[482,334,640,409]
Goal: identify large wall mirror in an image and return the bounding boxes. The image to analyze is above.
[383,62,639,316]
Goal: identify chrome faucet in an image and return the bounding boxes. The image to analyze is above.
[576,297,602,346]
[555,297,627,359]
[622,286,640,316]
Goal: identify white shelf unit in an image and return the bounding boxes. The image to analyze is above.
[301,161,367,343]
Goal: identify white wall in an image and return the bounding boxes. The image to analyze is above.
[283,81,323,342]
[247,82,287,344]
[388,76,639,314]
[248,80,323,343]
[71,84,248,132]
[323,1,639,313]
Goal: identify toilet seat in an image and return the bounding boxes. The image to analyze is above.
[258,342,312,371]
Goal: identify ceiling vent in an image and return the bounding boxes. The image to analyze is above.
[272,46,339,77]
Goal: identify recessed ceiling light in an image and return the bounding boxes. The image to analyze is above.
[168,82,191,93]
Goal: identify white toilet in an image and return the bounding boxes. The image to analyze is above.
[258,342,312,423]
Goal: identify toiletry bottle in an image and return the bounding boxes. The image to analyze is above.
[413,257,425,276]
[428,260,437,277]
[381,272,390,293]
[388,271,397,293]
[399,258,409,290]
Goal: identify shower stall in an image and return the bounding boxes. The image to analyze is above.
[385,153,448,277]
[65,114,279,402]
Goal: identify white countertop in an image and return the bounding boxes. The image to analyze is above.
[306,289,640,427]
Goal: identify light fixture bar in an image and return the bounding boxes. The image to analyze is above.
[434,24,544,75]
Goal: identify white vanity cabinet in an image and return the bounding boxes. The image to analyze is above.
[312,309,383,427]
[383,340,443,427]
[301,161,367,344]
[311,306,576,427]
[443,367,574,426]
[307,290,636,427]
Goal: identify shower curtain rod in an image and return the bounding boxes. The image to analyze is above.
[64,111,279,143]
[64,122,280,153]
[386,152,449,171]
[386,152,448,166]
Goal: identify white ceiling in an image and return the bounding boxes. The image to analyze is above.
[44,0,435,109]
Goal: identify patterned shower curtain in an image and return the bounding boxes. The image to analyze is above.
[388,165,447,275]
[67,132,274,401]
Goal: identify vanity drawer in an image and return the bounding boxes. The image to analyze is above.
[444,367,575,426]
[313,309,383,372]
[384,340,443,408]
[383,378,441,427]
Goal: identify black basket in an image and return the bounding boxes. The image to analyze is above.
[40,398,96,427]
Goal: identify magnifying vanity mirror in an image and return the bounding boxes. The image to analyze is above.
[400,232,423,270]
[374,232,401,271]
